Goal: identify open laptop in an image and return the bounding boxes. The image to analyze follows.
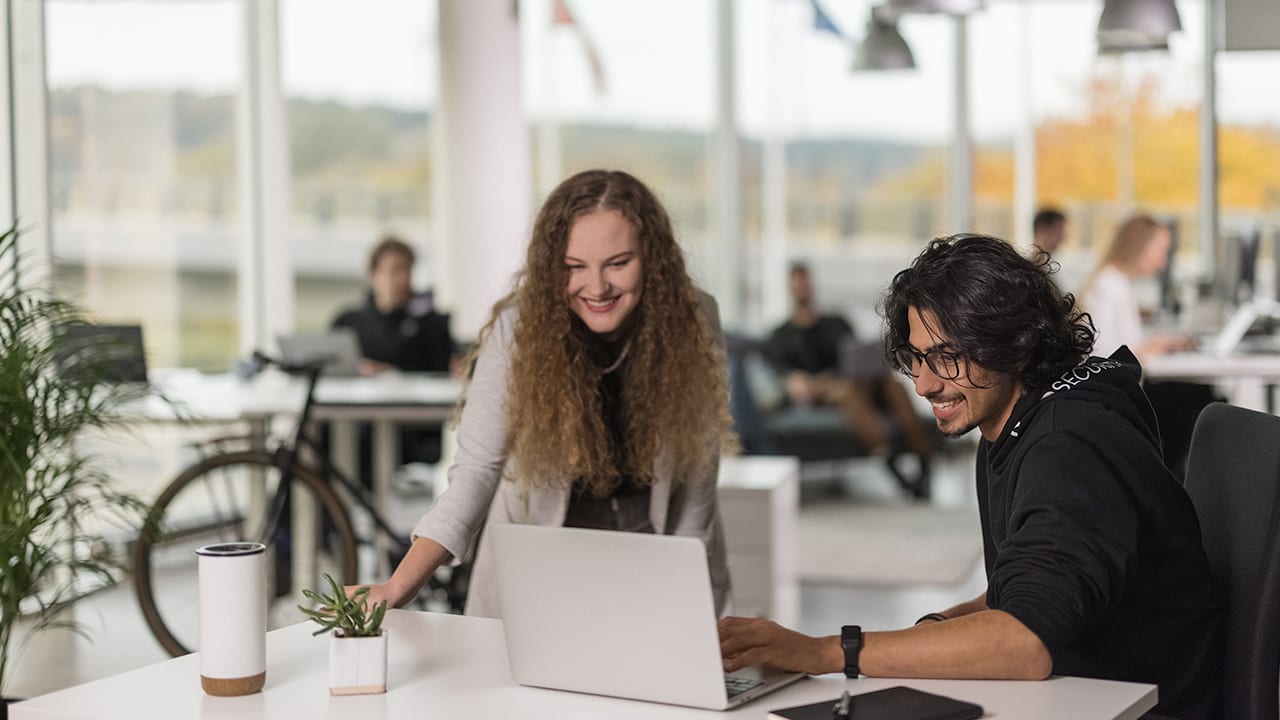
[489,524,806,710]
[1206,299,1280,357]
[276,329,361,376]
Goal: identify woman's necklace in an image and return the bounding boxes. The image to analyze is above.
[601,339,632,374]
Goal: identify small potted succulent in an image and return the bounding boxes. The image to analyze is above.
[298,574,389,696]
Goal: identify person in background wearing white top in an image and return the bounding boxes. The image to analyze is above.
[1081,214,1211,479]
[1079,215,1195,359]
[345,169,736,617]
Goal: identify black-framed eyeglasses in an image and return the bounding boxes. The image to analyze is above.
[892,345,964,380]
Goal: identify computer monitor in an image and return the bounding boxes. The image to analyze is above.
[1157,217,1180,317]
[1272,225,1280,303]
[54,323,149,384]
[1218,229,1261,308]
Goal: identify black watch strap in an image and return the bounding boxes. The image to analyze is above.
[840,625,863,678]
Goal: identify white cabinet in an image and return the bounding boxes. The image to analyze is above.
[716,456,799,626]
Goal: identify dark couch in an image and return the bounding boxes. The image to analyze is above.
[726,334,936,500]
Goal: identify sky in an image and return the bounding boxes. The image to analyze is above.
[43,0,1280,145]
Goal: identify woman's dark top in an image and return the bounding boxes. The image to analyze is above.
[563,334,654,533]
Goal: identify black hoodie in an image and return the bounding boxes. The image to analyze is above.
[331,291,454,373]
[978,348,1221,720]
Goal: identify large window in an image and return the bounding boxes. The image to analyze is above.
[1022,0,1205,294]
[521,0,716,289]
[46,0,242,371]
[737,0,954,332]
[1215,50,1280,301]
[281,0,437,333]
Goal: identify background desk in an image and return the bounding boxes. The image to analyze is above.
[1143,352,1280,412]
[12,610,1157,720]
[135,370,464,577]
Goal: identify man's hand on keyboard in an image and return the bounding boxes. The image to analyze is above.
[718,616,842,675]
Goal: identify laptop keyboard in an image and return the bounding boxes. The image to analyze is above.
[725,675,764,698]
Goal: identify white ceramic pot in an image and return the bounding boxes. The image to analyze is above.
[328,629,388,696]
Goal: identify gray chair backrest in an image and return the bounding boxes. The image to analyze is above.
[1183,402,1280,720]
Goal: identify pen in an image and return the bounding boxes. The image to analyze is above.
[832,689,851,719]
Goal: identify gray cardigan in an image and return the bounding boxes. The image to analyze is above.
[411,295,732,618]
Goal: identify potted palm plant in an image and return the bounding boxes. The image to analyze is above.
[299,574,389,696]
[0,223,154,713]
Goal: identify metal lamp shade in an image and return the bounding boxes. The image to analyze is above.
[1097,0,1181,49]
[852,16,916,71]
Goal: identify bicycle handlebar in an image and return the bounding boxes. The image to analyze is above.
[249,350,329,378]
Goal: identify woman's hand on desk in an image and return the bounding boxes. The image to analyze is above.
[346,537,453,610]
[718,616,842,675]
[344,582,404,610]
[358,358,395,376]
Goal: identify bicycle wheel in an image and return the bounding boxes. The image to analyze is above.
[133,450,358,657]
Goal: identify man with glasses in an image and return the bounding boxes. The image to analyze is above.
[719,234,1220,720]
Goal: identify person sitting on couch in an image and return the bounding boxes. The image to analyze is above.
[764,262,932,468]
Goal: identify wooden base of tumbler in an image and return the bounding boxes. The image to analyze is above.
[201,672,265,697]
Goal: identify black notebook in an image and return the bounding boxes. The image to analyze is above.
[767,686,984,720]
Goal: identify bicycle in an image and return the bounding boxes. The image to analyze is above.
[132,352,468,657]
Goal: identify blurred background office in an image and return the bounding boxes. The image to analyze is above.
[11,0,1278,358]
[5,0,1280,700]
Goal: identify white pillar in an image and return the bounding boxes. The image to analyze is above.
[237,0,294,356]
[1012,1,1036,250]
[0,2,12,233]
[6,0,51,288]
[1198,0,1219,278]
[712,0,742,329]
[436,0,531,340]
[948,14,973,235]
[760,0,788,331]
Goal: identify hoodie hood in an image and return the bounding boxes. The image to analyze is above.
[987,346,1160,471]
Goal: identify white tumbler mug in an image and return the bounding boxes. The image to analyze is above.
[197,542,267,696]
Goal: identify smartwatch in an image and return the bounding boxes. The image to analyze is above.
[840,625,863,678]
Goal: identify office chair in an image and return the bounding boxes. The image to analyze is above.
[1183,402,1280,720]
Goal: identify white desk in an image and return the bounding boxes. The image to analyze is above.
[11,610,1157,720]
[1143,352,1280,412]
[138,369,462,424]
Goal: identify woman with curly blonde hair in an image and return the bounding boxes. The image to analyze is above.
[353,169,737,617]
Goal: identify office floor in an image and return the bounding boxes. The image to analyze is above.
[7,448,983,700]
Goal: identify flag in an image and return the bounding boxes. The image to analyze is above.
[810,0,844,38]
[552,0,606,95]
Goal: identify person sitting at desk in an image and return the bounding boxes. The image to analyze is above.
[347,169,736,617]
[765,262,932,470]
[1081,215,1210,478]
[332,235,455,376]
[1079,215,1194,360]
[331,235,456,472]
[719,235,1221,720]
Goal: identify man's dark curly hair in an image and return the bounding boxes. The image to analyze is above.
[880,234,1096,390]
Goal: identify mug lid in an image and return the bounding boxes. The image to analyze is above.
[195,542,267,557]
